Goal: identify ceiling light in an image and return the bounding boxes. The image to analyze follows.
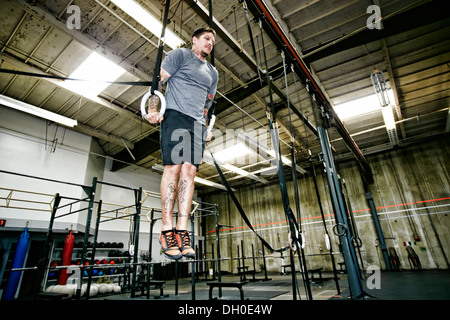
[267,149,292,166]
[212,143,253,163]
[222,163,250,177]
[237,132,306,174]
[0,94,77,127]
[333,89,396,119]
[371,70,390,107]
[110,0,185,49]
[371,70,399,145]
[193,176,234,191]
[334,93,382,119]
[202,152,268,184]
[61,51,126,98]
[381,106,396,130]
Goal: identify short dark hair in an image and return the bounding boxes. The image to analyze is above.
[192,27,216,39]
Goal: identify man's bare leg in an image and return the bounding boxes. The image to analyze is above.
[160,164,182,231]
[175,162,197,258]
[176,162,197,230]
[159,164,183,260]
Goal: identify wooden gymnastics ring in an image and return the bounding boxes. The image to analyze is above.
[140,89,166,120]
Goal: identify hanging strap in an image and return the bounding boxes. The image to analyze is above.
[242,1,264,87]
[238,1,302,252]
[210,151,288,253]
[242,6,313,299]
[256,16,301,247]
[281,50,303,227]
[0,68,152,86]
[205,0,217,137]
[151,0,171,95]
[140,0,171,120]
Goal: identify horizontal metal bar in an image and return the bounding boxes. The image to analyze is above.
[100,212,137,223]
[0,169,89,188]
[97,179,139,191]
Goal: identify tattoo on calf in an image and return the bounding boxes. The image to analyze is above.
[177,179,188,217]
[163,181,176,215]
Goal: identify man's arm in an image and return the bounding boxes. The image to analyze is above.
[204,93,216,141]
[145,67,171,124]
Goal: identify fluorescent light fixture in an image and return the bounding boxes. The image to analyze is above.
[236,132,306,174]
[337,94,379,118]
[203,152,268,183]
[62,51,126,98]
[370,71,399,143]
[207,146,252,177]
[334,91,394,120]
[381,106,396,130]
[267,149,292,166]
[0,94,77,127]
[110,0,185,49]
[222,163,250,177]
[213,143,253,163]
[194,176,234,191]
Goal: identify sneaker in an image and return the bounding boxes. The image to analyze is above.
[159,230,182,260]
[175,230,195,259]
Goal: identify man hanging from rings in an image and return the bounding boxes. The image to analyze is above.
[145,27,218,260]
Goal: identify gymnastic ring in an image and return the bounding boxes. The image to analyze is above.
[140,89,166,120]
[333,223,348,237]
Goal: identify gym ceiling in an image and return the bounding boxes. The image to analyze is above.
[0,0,449,191]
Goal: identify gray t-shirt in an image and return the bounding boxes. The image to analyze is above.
[161,48,218,125]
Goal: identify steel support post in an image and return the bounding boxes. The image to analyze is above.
[191,214,196,300]
[366,192,391,270]
[317,125,365,299]
[79,177,97,299]
[214,204,222,298]
[130,187,142,298]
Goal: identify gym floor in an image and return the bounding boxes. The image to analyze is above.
[96,270,450,301]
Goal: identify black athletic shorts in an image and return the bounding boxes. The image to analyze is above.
[160,109,206,170]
